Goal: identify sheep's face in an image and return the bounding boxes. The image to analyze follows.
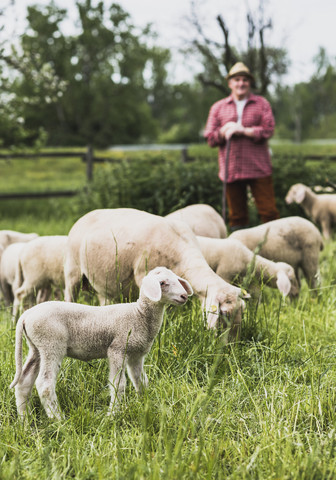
[274,263,300,298]
[204,288,248,336]
[285,184,306,205]
[141,267,193,305]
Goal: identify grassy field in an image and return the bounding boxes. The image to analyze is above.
[0,144,336,478]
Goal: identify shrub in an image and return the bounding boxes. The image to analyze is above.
[75,156,223,217]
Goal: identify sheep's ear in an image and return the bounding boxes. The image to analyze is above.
[295,186,306,203]
[141,276,162,302]
[178,277,193,296]
[276,271,291,297]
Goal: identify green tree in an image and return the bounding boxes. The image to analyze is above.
[0,1,171,147]
[273,48,336,141]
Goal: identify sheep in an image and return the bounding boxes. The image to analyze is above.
[196,236,300,298]
[230,216,324,289]
[64,208,248,334]
[0,230,38,260]
[0,242,25,308]
[165,204,227,238]
[11,235,68,319]
[10,267,193,420]
[285,183,336,239]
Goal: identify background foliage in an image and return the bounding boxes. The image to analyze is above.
[0,2,336,148]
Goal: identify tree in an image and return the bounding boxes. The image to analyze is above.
[273,48,336,141]
[0,1,171,147]
[185,0,289,97]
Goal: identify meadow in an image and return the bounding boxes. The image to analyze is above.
[0,143,336,479]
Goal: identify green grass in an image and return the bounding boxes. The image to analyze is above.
[1,143,336,478]
[0,228,336,478]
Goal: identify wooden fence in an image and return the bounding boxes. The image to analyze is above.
[0,146,101,200]
[0,145,193,200]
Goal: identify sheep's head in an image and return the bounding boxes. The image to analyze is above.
[140,266,193,305]
[276,263,300,298]
[285,183,307,205]
[203,286,249,340]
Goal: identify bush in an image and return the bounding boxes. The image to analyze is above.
[74,150,336,225]
[75,156,224,217]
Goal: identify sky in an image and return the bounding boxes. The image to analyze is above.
[5,0,336,85]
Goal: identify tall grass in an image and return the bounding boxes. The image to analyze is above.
[1,144,336,478]
[0,234,336,478]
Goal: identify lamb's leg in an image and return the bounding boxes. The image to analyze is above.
[64,255,82,302]
[107,347,127,415]
[35,352,63,420]
[320,216,331,240]
[12,285,35,322]
[127,356,148,393]
[301,256,320,290]
[14,347,40,419]
[36,287,51,304]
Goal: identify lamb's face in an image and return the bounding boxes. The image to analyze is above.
[141,267,193,305]
[285,184,306,205]
[204,288,247,334]
[278,263,300,298]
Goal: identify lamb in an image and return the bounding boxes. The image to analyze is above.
[64,208,247,333]
[196,236,300,298]
[10,267,193,420]
[165,204,227,238]
[0,230,38,260]
[230,216,324,289]
[285,183,336,239]
[12,235,68,319]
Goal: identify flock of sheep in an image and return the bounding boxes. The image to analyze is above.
[1,182,335,420]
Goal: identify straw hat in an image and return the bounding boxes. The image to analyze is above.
[226,62,254,81]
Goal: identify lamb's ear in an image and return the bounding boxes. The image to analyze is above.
[276,270,291,297]
[140,276,162,302]
[295,186,306,203]
[178,277,193,296]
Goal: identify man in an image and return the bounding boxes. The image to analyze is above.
[204,61,279,231]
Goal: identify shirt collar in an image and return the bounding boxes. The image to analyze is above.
[225,93,257,104]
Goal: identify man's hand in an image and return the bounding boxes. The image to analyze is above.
[220,122,245,140]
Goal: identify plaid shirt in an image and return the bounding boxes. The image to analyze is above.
[204,93,275,182]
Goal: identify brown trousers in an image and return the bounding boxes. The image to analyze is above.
[226,176,280,228]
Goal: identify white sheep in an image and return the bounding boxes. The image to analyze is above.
[196,236,300,298]
[230,216,324,289]
[64,208,247,334]
[0,230,38,260]
[12,235,68,319]
[285,183,336,239]
[10,267,193,420]
[165,204,227,238]
[0,242,25,308]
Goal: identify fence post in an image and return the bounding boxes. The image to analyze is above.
[181,146,188,163]
[86,145,94,182]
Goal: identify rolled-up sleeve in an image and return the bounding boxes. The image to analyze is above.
[251,98,275,141]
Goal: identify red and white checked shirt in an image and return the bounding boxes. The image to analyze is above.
[204,93,275,182]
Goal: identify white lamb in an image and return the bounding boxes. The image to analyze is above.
[64,208,248,334]
[10,267,193,420]
[12,235,68,319]
[230,216,324,289]
[165,204,227,238]
[196,236,300,298]
[285,183,336,239]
